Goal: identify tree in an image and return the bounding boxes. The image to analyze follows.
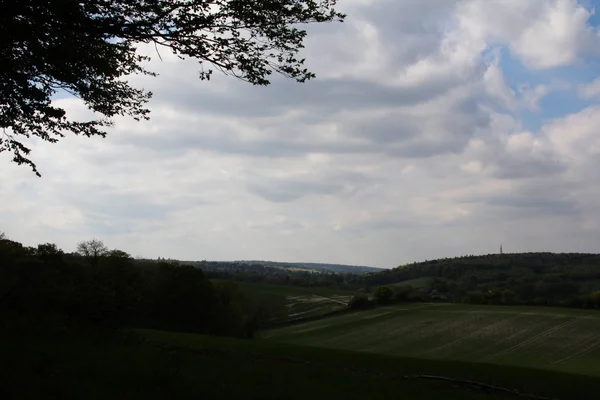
[1,0,345,176]
[373,286,393,305]
[76,239,108,266]
[107,249,132,260]
[348,294,373,310]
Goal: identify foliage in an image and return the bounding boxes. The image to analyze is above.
[348,294,373,310]
[357,253,600,309]
[373,286,394,305]
[192,259,356,288]
[76,238,109,266]
[1,0,344,175]
[0,237,265,338]
[239,260,384,274]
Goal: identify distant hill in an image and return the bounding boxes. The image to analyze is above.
[237,260,384,274]
[356,252,600,307]
[362,252,600,284]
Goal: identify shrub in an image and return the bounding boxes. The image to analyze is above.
[348,294,374,310]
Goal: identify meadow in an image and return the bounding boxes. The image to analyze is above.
[265,303,600,377]
[214,280,355,324]
[6,328,600,400]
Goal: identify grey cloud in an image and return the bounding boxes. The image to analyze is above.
[341,218,417,235]
[485,196,576,215]
[460,181,579,219]
[119,88,494,162]
[149,73,465,119]
[470,137,568,180]
[248,180,343,202]
[247,218,306,231]
[247,171,373,203]
[349,0,461,65]
[57,183,187,224]
[490,156,566,180]
[347,117,421,144]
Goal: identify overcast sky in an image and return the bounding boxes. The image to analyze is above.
[3,0,600,268]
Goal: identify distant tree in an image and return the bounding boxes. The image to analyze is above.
[0,231,7,241]
[348,294,373,310]
[1,0,345,176]
[589,290,600,309]
[392,285,414,302]
[501,289,517,305]
[76,239,108,266]
[373,286,394,305]
[486,287,503,305]
[464,291,485,304]
[35,243,63,258]
[430,278,449,293]
[107,249,132,260]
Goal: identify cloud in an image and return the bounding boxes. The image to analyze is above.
[2,0,600,268]
[578,77,600,99]
[455,0,600,69]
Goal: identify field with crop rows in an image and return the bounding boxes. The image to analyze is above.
[214,281,354,323]
[265,303,600,376]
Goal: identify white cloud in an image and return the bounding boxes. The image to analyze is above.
[456,0,600,69]
[578,77,600,99]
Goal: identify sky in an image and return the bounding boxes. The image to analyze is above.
[3,0,600,268]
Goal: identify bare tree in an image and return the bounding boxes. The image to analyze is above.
[77,239,109,266]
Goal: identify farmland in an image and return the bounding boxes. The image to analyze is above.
[265,303,600,377]
[213,280,355,324]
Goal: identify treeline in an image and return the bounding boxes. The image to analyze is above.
[0,237,269,338]
[188,261,354,288]
[352,253,600,309]
[360,253,600,286]
[235,260,383,274]
[349,279,600,311]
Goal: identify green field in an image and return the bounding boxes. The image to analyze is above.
[5,318,600,399]
[265,303,600,376]
[213,280,355,324]
[2,330,525,400]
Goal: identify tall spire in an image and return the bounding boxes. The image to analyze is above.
[500,244,503,255]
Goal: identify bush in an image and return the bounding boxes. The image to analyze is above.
[373,286,394,305]
[348,294,373,310]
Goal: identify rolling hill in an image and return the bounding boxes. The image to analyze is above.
[266,303,600,377]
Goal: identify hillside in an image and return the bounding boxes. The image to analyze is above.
[238,260,384,274]
[356,253,600,307]
[5,328,600,400]
[267,303,600,378]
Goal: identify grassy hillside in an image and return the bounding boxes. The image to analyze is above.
[266,303,600,377]
[5,329,599,400]
[364,253,600,287]
[214,280,355,324]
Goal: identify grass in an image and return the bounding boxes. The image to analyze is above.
[265,303,600,377]
[213,280,355,323]
[131,329,600,398]
[4,324,600,399]
[1,330,521,400]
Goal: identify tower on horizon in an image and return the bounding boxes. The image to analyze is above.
[500,244,503,255]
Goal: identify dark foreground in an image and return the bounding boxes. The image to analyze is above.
[2,329,599,400]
